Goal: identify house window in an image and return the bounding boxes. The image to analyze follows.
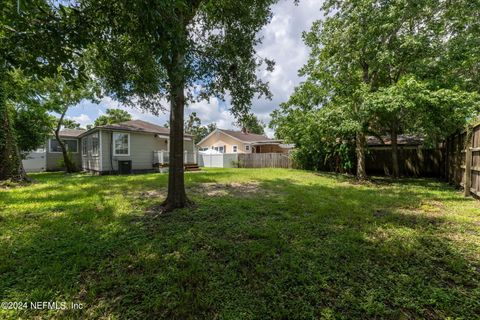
[245,145,250,152]
[50,138,78,153]
[233,145,238,153]
[214,146,225,153]
[199,147,208,151]
[113,132,129,156]
[91,133,99,156]
[82,137,88,156]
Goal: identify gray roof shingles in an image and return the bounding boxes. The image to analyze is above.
[58,129,86,138]
[80,120,192,137]
[367,134,424,146]
[218,129,279,143]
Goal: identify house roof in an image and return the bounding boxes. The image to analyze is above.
[58,129,86,138]
[197,128,282,145]
[218,129,278,143]
[196,128,282,146]
[367,134,424,146]
[79,120,192,137]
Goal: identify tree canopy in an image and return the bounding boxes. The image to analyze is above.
[234,113,265,135]
[184,112,216,144]
[1,1,88,181]
[62,119,82,129]
[272,0,480,178]
[94,109,132,127]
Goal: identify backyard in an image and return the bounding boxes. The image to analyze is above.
[0,169,479,319]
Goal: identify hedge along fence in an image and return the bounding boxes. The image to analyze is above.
[445,122,480,198]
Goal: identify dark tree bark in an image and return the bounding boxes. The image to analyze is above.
[0,67,28,182]
[390,121,400,178]
[356,130,368,180]
[55,108,77,173]
[162,31,191,211]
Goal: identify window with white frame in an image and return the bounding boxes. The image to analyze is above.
[82,137,88,156]
[113,132,129,156]
[50,138,78,153]
[245,145,250,152]
[199,147,208,151]
[232,145,238,153]
[91,133,99,156]
[214,146,225,153]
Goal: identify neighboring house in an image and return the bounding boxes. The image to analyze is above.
[22,120,195,174]
[47,129,86,171]
[367,134,425,149]
[197,128,292,154]
[21,129,85,172]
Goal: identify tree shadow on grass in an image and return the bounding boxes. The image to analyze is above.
[0,173,479,319]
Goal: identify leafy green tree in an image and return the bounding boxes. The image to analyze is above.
[206,123,217,134]
[80,0,279,210]
[365,77,480,176]
[184,112,217,144]
[234,113,265,135]
[271,93,356,173]
[62,119,82,129]
[94,108,132,127]
[1,69,56,181]
[277,0,479,178]
[7,71,54,156]
[43,76,96,173]
[1,1,87,181]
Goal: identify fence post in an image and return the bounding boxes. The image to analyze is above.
[184,150,188,163]
[464,127,473,197]
[194,151,197,164]
[159,151,164,164]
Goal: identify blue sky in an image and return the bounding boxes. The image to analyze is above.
[63,0,323,137]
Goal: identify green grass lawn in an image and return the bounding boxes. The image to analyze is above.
[0,169,479,319]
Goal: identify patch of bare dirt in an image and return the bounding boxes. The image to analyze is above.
[191,182,262,197]
[137,189,166,200]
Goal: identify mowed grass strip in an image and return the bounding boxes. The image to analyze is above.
[0,169,479,319]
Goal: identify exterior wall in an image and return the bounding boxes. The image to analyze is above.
[100,131,195,173]
[46,137,82,171]
[81,131,101,172]
[197,131,251,153]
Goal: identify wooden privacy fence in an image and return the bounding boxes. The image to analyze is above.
[238,153,292,169]
[367,147,444,177]
[445,122,480,198]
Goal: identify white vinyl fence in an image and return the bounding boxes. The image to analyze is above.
[198,153,292,169]
[22,151,46,172]
[198,153,238,168]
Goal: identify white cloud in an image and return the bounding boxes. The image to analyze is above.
[187,98,236,129]
[66,114,91,127]
[251,0,323,120]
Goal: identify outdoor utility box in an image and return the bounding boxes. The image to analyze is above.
[118,160,132,174]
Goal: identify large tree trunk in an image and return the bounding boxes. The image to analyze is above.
[162,41,191,211]
[390,122,400,178]
[0,67,28,182]
[55,108,77,173]
[356,130,368,180]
